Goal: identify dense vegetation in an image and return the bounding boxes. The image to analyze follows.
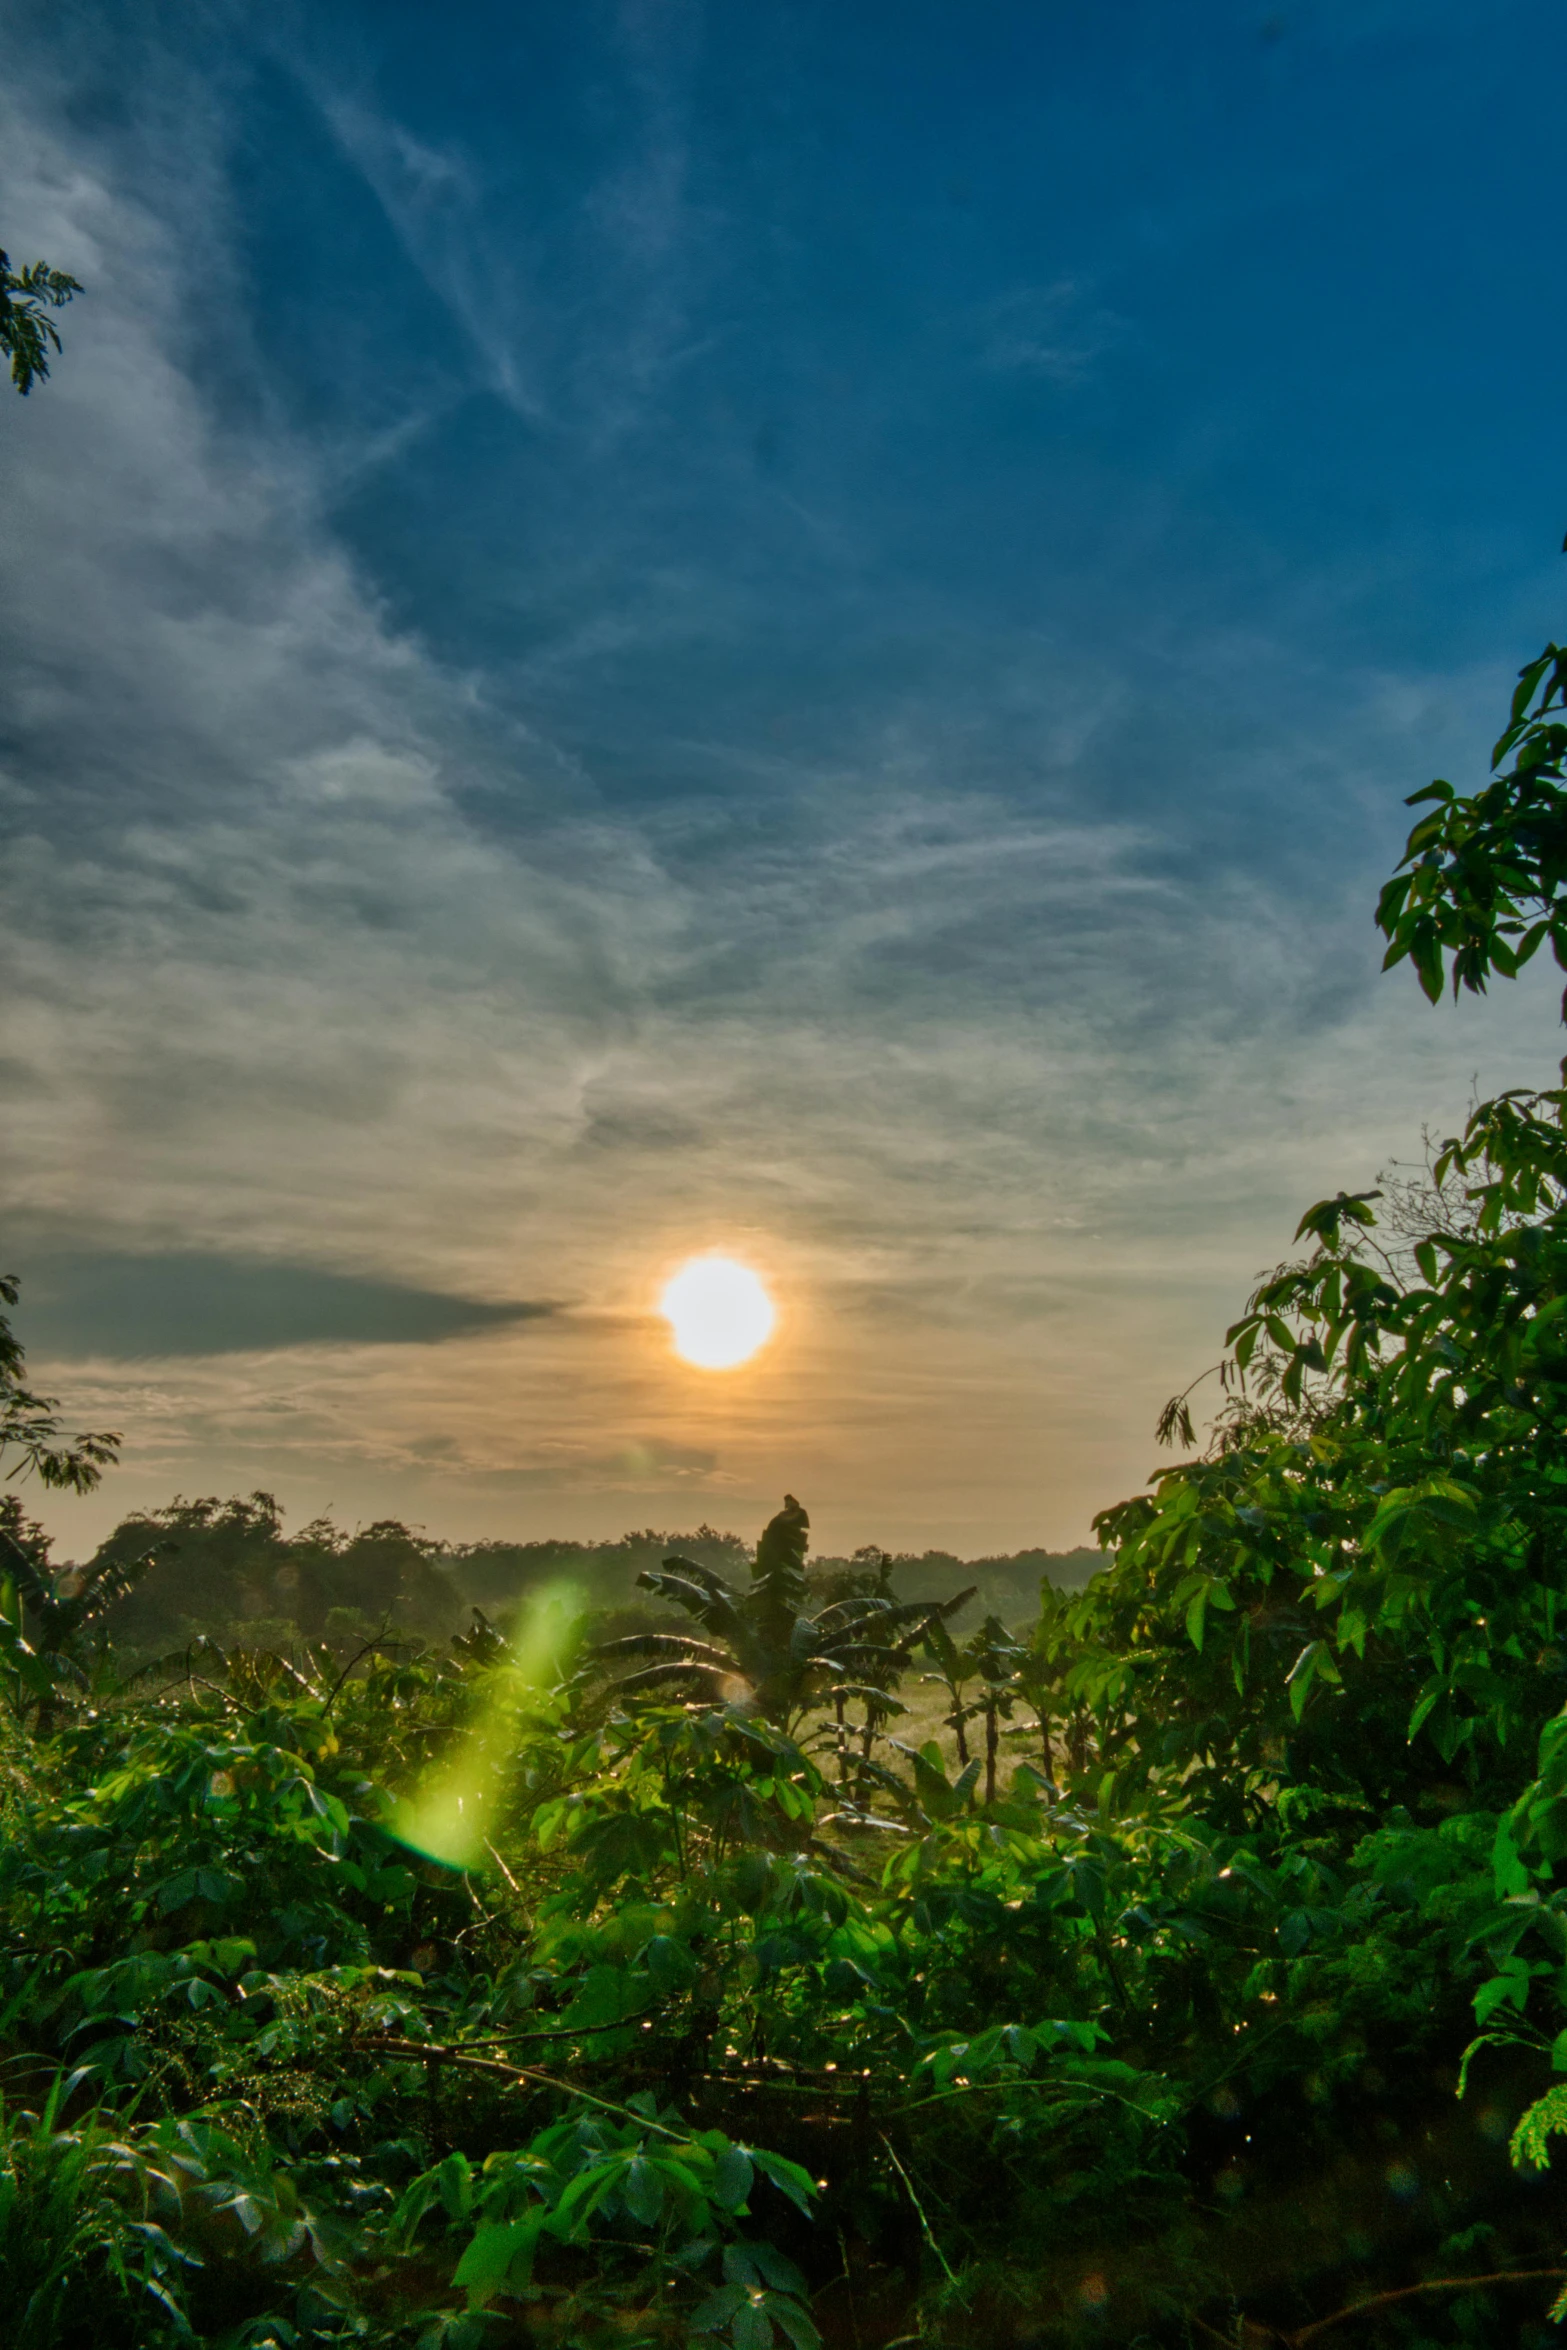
[9,641,1567,2348]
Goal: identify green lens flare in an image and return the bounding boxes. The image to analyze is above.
[391,1581,580,1871]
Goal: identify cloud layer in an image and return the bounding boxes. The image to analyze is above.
[4,1,1566,1558]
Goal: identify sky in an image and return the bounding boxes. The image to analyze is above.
[5,0,1567,1563]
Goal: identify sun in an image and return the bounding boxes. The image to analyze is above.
[660,1255,776,1370]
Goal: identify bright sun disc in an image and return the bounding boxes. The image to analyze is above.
[660,1256,775,1370]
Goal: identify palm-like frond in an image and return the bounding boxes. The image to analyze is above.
[634,1565,746,1644]
[820,1587,975,1647]
[658,1555,741,1602]
[69,1550,156,1632]
[787,1615,826,1664]
[611,1659,734,1696]
[0,1522,51,1615]
[818,1596,923,1636]
[594,1632,736,1672]
[0,1524,156,1653]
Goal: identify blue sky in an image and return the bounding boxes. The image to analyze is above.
[4,0,1567,1557]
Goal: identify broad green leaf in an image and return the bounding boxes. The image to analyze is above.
[436,2152,473,2222]
[713,2143,754,2211]
[750,2147,818,2216]
[1185,1587,1208,1655]
[771,2295,823,2350]
[733,2303,773,2350]
[453,2217,540,2304]
[692,2283,747,2332]
[620,2155,664,2226]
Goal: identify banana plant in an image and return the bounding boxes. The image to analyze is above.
[920,1613,1040,1802]
[596,1495,973,1732]
[965,1613,1031,1803]
[919,1615,978,1766]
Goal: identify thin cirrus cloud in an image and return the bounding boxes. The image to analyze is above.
[975,283,1130,385]
[3,1,1567,1556]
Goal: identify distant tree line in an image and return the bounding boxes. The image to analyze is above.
[4,1489,1100,1664]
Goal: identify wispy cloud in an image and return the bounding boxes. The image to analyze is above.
[974,281,1130,385]
[308,89,544,417]
[298,0,710,442]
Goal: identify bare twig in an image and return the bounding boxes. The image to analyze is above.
[880,2134,957,2288]
[1284,2267,1567,2348]
[473,2014,658,2048]
[352,2033,694,2143]
[483,1837,523,1894]
[322,1621,402,1718]
[1203,2266,1567,2349]
[1186,2317,1238,2350]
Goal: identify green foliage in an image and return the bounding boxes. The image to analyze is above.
[1510,2083,1567,2172]
[0,1274,119,1492]
[0,1280,131,1729]
[391,2103,817,2339]
[1377,639,1567,1010]
[0,250,81,395]
[1066,1078,1567,1832]
[0,2086,195,2347]
[0,1475,1553,2345]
